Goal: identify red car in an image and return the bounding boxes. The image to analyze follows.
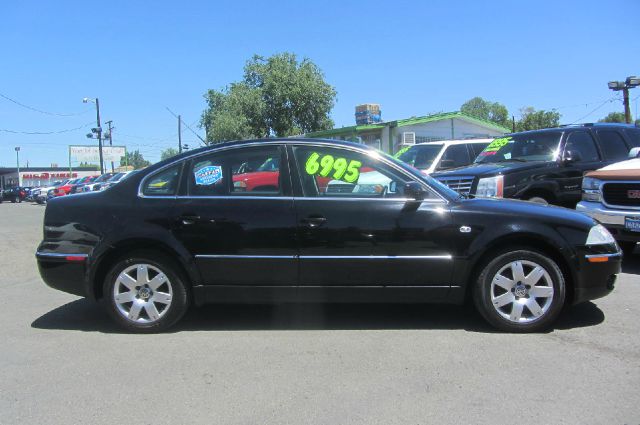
[232,158,280,192]
[54,176,98,196]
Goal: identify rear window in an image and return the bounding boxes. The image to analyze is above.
[143,164,182,196]
[596,130,630,161]
[623,128,640,147]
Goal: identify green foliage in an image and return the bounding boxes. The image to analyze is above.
[516,107,561,131]
[598,112,627,123]
[160,147,179,161]
[78,162,99,170]
[120,150,151,169]
[201,52,337,143]
[461,97,509,128]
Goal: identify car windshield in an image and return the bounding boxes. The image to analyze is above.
[395,144,443,169]
[257,157,280,172]
[475,132,562,163]
[380,150,460,200]
[94,174,113,183]
[109,173,125,182]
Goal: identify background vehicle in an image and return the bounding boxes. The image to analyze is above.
[395,139,492,174]
[79,173,114,192]
[1,186,27,203]
[433,124,640,206]
[37,139,621,333]
[577,148,640,255]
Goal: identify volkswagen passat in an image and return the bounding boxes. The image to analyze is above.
[36,139,621,333]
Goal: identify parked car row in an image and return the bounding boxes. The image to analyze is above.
[1,171,137,205]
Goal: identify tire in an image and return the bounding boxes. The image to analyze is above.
[102,251,190,333]
[619,241,637,256]
[526,196,549,205]
[474,249,566,332]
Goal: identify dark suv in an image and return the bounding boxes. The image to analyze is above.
[432,124,640,207]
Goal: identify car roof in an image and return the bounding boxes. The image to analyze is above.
[419,138,493,146]
[506,123,638,137]
[145,138,376,172]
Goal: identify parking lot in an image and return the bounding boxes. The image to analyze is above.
[1,201,639,424]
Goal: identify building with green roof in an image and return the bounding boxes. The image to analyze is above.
[306,111,509,154]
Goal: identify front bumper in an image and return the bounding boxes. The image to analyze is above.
[571,244,622,304]
[576,201,640,243]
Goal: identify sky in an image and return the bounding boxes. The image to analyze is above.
[1,0,639,167]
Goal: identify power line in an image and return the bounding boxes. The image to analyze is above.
[165,107,206,145]
[0,92,92,117]
[0,122,94,135]
[569,97,619,124]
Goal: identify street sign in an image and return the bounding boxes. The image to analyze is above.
[69,145,126,163]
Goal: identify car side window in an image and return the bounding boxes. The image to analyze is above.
[293,145,429,199]
[596,130,630,160]
[142,164,182,196]
[439,144,470,169]
[563,131,600,162]
[188,146,282,196]
[469,142,490,159]
[623,129,640,148]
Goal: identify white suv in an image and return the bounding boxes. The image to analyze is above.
[394,139,493,174]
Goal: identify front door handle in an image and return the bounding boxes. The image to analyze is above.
[179,215,201,225]
[302,216,327,228]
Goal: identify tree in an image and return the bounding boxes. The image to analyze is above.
[120,150,151,169]
[201,52,337,143]
[78,162,99,170]
[598,112,627,123]
[161,147,179,161]
[516,107,561,131]
[460,97,509,128]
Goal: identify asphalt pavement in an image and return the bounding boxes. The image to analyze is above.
[1,202,639,424]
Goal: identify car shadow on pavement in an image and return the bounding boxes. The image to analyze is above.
[31,299,605,334]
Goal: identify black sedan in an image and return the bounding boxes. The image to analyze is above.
[36,139,621,333]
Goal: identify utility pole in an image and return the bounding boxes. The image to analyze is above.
[178,114,183,153]
[106,120,114,173]
[15,147,20,186]
[608,77,640,124]
[95,98,103,174]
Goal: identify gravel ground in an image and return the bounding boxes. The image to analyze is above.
[1,202,639,424]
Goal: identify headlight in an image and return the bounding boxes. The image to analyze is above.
[586,224,615,245]
[475,175,504,198]
[582,177,601,202]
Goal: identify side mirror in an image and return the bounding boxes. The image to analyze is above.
[437,159,456,170]
[404,181,426,200]
[629,147,640,159]
[563,150,582,164]
[389,181,397,193]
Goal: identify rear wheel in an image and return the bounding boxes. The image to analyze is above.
[103,251,190,333]
[474,249,565,332]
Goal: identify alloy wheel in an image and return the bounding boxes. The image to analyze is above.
[113,263,173,323]
[490,260,554,323]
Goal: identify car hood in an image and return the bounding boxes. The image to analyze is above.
[457,197,596,229]
[433,161,550,178]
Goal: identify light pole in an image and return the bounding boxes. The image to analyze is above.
[15,147,20,186]
[608,76,640,124]
[83,97,104,174]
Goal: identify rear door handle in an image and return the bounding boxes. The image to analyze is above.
[302,216,327,228]
[179,215,201,225]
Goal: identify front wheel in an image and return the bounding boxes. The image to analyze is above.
[103,251,190,333]
[474,249,565,332]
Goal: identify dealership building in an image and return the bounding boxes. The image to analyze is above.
[306,111,509,154]
[0,167,98,189]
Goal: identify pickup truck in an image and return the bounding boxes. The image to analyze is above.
[576,148,640,255]
[432,123,640,207]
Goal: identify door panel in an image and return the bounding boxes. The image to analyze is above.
[291,144,453,289]
[171,145,298,286]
